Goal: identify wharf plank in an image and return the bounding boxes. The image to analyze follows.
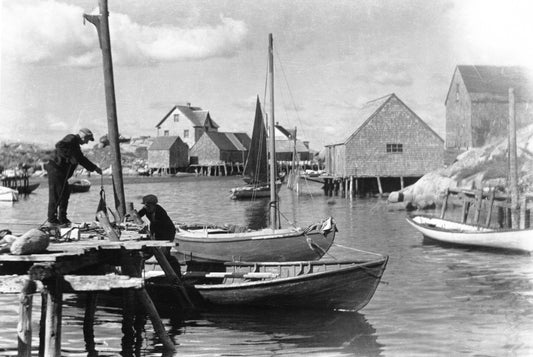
[63,274,143,291]
[0,275,44,294]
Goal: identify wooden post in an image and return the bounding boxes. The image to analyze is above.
[520,196,527,229]
[400,176,404,190]
[461,198,470,223]
[509,88,520,228]
[18,279,37,357]
[39,293,47,357]
[376,176,383,197]
[473,190,483,224]
[485,189,495,227]
[440,189,449,219]
[44,278,63,357]
[121,251,176,352]
[83,292,98,356]
[151,247,195,309]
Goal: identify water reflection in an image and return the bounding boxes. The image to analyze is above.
[157,305,383,356]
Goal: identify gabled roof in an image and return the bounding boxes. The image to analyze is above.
[204,132,250,151]
[445,65,533,104]
[275,139,309,153]
[148,136,184,150]
[156,104,220,129]
[328,93,443,146]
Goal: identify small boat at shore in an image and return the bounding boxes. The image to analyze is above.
[406,214,533,253]
[0,187,18,202]
[68,178,91,193]
[147,255,388,311]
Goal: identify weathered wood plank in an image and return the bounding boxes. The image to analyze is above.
[0,275,44,294]
[63,274,143,291]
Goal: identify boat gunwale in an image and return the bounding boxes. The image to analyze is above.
[407,214,533,234]
[191,256,389,290]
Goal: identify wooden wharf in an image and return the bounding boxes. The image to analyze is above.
[0,232,187,356]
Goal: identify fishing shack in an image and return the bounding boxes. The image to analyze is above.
[445,65,533,164]
[189,131,250,176]
[147,136,189,175]
[324,93,444,196]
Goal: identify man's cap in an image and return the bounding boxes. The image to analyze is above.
[142,194,158,205]
[79,128,94,141]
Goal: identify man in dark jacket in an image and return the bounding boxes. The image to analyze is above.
[137,194,181,273]
[47,128,102,226]
[137,194,176,241]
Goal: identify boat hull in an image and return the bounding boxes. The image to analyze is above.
[230,182,281,200]
[194,258,388,311]
[147,256,388,311]
[176,220,336,263]
[406,215,533,253]
[69,179,91,193]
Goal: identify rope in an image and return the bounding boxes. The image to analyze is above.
[332,243,386,257]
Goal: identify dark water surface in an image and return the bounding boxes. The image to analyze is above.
[1,176,532,356]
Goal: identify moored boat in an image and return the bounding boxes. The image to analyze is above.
[68,178,91,193]
[176,216,337,263]
[147,255,388,311]
[406,214,533,253]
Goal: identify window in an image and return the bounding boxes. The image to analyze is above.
[173,114,179,122]
[386,143,403,153]
[164,130,169,136]
[183,129,189,138]
[455,83,460,102]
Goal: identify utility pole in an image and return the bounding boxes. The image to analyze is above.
[84,0,126,219]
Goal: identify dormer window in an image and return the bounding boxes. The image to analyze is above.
[173,114,179,122]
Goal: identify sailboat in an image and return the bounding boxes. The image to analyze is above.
[176,34,337,263]
[407,88,533,253]
[229,97,281,200]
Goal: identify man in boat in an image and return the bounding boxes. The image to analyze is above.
[46,128,102,227]
[137,194,181,273]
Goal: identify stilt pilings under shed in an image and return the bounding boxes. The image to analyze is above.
[299,175,421,198]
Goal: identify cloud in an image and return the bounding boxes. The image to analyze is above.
[355,61,414,87]
[2,0,248,67]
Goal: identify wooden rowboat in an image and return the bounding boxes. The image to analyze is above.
[406,215,533,253]
[147,255,388,311]
[176,216,337,263]
[68,178,91,193]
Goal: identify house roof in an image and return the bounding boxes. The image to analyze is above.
[445,65,533,103]
[156,104,220,129]
[205,132,250,151]
[275,139,309,153]
[148,136,183,150]
[327,93,443,146]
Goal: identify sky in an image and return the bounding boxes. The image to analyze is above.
[2,0,533,150]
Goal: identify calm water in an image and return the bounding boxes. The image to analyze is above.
[1,176,532,356]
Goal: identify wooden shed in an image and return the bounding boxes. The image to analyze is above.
[445,65,533,154]
[189,132,250,175]
[325,93,443,195]
[147,136,189,174]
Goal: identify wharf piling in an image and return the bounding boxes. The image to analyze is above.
[0,235,182,356]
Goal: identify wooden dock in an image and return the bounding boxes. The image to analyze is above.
[0,231,188,356]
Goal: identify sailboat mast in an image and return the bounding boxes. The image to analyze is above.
[268,33,278,229]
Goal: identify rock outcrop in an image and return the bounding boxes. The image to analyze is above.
[389,124,533,209]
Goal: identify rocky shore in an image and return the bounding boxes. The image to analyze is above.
[389,124,533,210]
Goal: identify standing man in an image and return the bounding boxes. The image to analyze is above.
[46,128,102,226]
